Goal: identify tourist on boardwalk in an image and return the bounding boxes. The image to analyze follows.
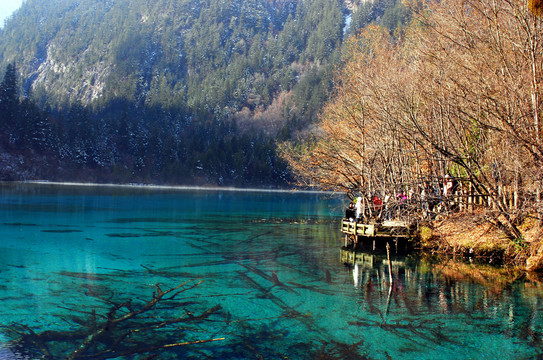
[421,181,438,219]
[397,190,408,203]
[355,197,363,220]
[345,202,356,222]
[443,175,453,198]
[443,174,459,210]
[452,176,459,195]
[383,193,392,220]
[372,195,383,219]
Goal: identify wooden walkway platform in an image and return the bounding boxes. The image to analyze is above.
[340,219,412,250]
[341,219,410,238]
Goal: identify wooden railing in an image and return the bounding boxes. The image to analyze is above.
[446,184,520,213]
[341,219,409,238]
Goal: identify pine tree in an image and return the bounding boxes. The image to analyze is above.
[0,63,19,129]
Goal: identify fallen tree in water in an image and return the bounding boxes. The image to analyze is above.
[1,281,224,359]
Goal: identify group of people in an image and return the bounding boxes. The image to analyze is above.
[344,194,392,223]
[344,175,460,222]
[421,175,460,217]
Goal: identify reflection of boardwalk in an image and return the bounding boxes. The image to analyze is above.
[340,248,406,268]
[340,248,406,287]
[338,247,543,359]
[341,219,412,251]
[341,249,379,267]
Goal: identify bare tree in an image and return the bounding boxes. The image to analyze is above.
[282,0,543,240]
[406,0,543,237]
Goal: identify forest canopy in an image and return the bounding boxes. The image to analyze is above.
[0,0,350,186]
[0,0,423,186]
[282,0,543,239]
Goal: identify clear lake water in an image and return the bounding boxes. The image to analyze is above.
[1,182,542,359]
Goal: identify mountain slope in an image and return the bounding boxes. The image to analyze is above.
[0,0,407,186]
[0,0,345,126]
[0,0,350,186]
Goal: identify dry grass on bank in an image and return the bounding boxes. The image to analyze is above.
[419,212,543,270]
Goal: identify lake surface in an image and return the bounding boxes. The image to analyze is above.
[1,182,543,359]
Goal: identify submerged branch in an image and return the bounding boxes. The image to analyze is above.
[4,281,222,360]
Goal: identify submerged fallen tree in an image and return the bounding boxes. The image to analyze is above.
[1,280,224,359]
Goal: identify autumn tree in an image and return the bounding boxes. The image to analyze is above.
[405,0,543,238]
[283,0,543,240]
[281,26,430,219]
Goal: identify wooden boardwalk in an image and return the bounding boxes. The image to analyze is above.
[341,219,412,250]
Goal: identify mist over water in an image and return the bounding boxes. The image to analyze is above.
[1,182,542,359]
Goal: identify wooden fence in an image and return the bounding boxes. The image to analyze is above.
[452,184,520,213]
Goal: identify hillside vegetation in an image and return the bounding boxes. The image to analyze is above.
[0,0,408,186]
[0,0,345,185]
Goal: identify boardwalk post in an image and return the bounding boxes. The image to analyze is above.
[386,242,393,284]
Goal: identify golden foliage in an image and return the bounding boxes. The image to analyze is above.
[529,0,543,17]
[282,0,543,239]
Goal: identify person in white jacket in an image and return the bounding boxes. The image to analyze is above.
[355,197,362,220]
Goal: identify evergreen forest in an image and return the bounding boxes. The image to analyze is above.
[0,0,408,186]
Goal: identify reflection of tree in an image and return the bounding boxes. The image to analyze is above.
[349,316,459,349]
[2,281,223,359]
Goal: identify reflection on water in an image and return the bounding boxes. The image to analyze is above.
[342,248,543,359]
[0,183,542,359]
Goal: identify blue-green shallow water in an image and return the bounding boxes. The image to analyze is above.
[1,183,543,359]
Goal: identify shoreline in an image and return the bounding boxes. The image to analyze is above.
[341,212,542,271]
[5,180,542,271]
[417,212,542,271]
[2,180,340,195]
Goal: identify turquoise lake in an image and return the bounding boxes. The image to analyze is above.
[1,182,543,359]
